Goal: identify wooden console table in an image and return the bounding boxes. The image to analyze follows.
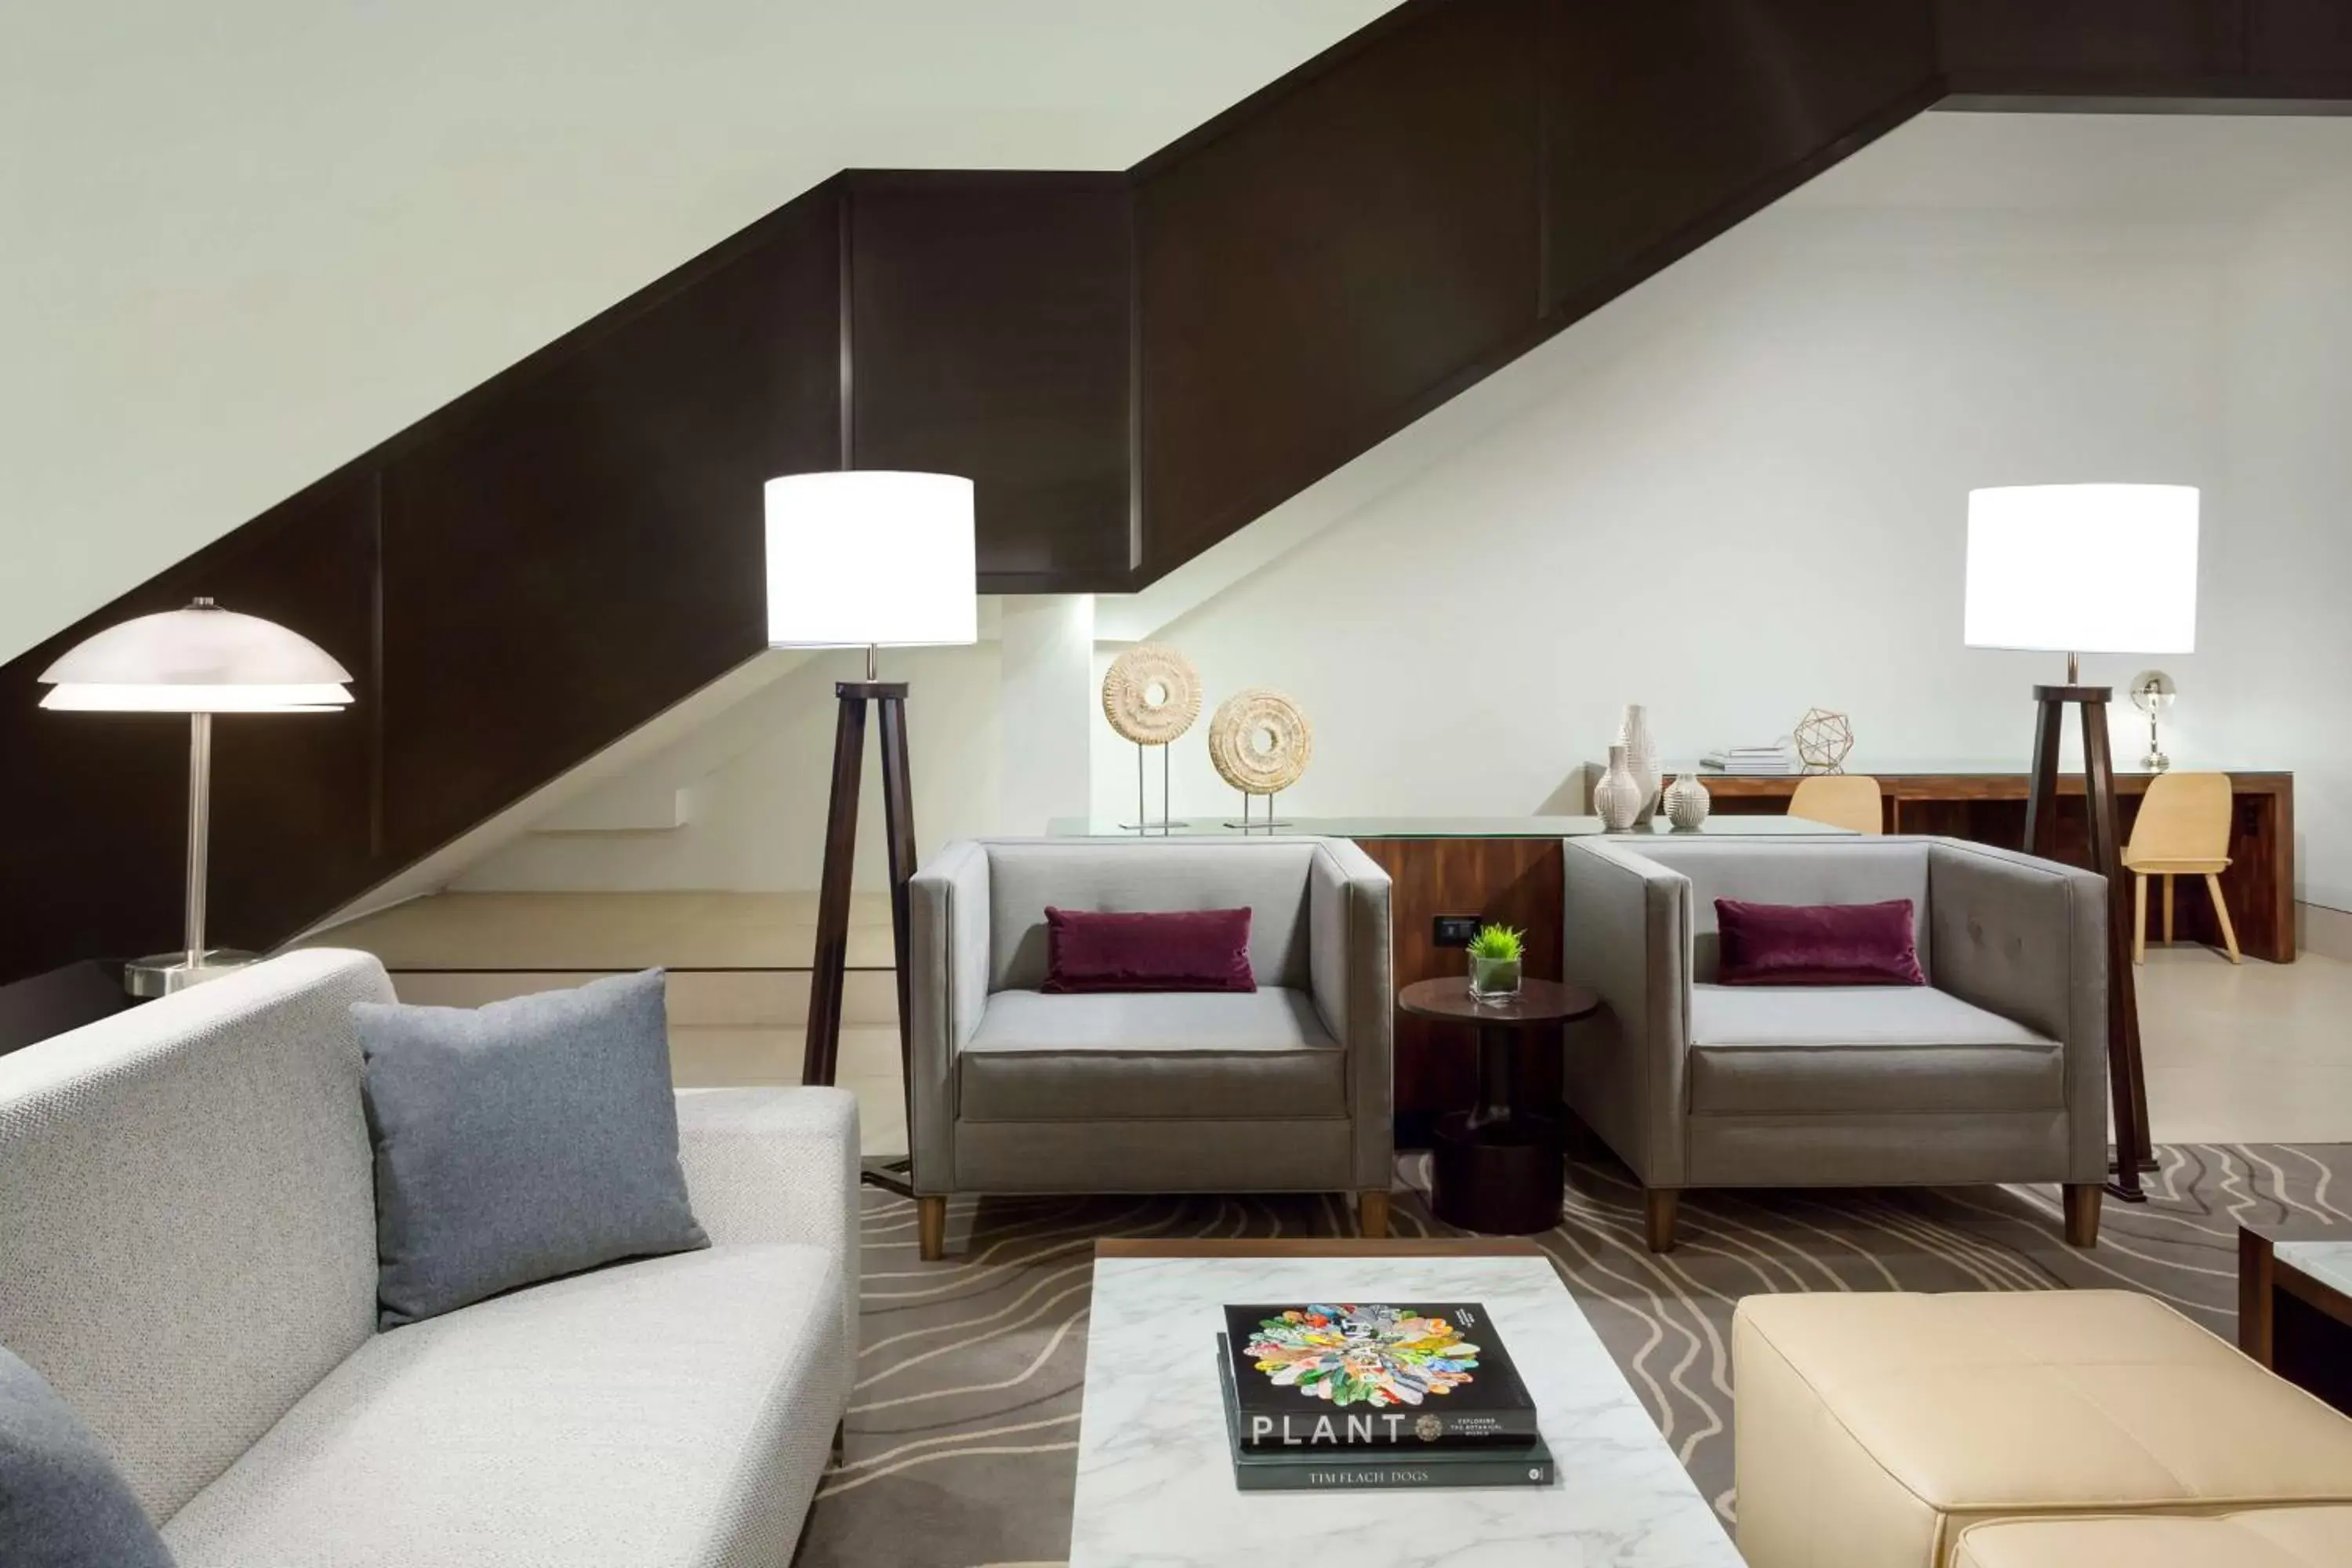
[1690,766,2296,964]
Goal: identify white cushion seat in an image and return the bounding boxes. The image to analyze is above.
[1689,983,2062,1116]
[162,1243,847,1568]
[958,987,1343,1122]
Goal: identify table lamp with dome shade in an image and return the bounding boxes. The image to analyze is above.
[38,597,354,996]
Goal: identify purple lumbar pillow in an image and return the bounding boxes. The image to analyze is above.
[1041,906,1256,993]
[1714,897,1925,986]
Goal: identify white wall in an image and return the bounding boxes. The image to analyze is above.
[0,0,1394,666]
[1096,206,2228,822]
[458,114,2352,914]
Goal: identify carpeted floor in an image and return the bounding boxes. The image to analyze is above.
[796,1143,2352,1567]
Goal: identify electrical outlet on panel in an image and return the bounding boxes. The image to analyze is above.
[1433,915,1483,948]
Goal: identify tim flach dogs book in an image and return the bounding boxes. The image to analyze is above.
[1220,1304,1537,1449]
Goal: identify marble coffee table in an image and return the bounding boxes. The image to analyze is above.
[1069,1239,1740,1568]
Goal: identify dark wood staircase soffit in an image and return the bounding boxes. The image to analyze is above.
[7,0,2351,982]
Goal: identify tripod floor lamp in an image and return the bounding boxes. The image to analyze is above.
[764,470,977,1196]
[1964,483,2199,1205]
[37,597,355,996]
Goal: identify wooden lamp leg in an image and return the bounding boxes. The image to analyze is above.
[2078,693,2151,1200]
[802,688,869,1089]
[803,680,922,1199]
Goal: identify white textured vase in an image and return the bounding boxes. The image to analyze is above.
[1616,703,1662,825]
[1593,744,1643,832]
[1664,771,1711,831]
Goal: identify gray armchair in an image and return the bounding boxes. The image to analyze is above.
[1561,836,2109,1252]
[906,837,1393,1259]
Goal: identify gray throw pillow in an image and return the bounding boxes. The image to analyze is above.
[354,969,709,1328]
[0,1344,175,1568]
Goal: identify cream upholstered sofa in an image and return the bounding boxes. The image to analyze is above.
[1560,834,2110,1251]
[1733,1290,2352,1566]
[906,837,1393,1258]
[0,949,858,1566]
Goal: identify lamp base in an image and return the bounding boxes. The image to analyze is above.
[125,949,260,999]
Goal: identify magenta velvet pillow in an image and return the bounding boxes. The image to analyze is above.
[1714,898,1925,986]
[1040,906,1256,993]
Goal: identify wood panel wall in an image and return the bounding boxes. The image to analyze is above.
[5,1,2351,981]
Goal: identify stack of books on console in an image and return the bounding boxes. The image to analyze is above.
[1700,743,1797,774]
[1214,1303,1552,1490]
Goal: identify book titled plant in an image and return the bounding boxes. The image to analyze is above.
[1221,1303,1537,1448]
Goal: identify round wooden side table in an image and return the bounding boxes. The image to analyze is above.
[1398,975,1601,1235]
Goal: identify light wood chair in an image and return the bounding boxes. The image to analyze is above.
[2122,771,2240,964]
[1788,774,1884,836]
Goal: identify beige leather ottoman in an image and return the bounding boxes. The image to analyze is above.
[1733,1290,2352,1567]
[1954,1506,2352,1566]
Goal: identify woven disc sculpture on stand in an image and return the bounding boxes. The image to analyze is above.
[1102,644,1203,831]
[1209,688,1312,827]
[1794,708,1855,772]
[1102,644,1202,745]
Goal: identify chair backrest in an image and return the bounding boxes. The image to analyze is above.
[1613,835,1934,982]
[1788,774,1885,835]
[2126,771,2234,862]
[0,949,389,1523]
[981,838,1319,992]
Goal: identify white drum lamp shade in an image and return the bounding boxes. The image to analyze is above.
[1964,484,2199,654]
[38,601,354,710]
[764,471,978,648]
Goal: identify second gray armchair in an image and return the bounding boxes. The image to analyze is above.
[1561,835,2111,1253]
[905,837,1393,1259]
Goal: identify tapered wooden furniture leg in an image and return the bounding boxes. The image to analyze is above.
[802,689,869,1088]
[2064,1183,2102,1247]
[2206,873,2242,963]
[1645,1189,1679,1254]
[2133,873,2147,966]
[917,1196,946,1261]
[1357,1189,1391,1240]
[2162,874,2176,946]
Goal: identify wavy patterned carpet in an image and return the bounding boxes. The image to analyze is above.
[794,1143,2352,1567]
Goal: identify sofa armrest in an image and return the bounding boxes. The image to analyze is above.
[1308,838,1395,1190]
[909,840,991,1194]
[675,1086,859,1355]
[1561,840,1692,1187]
[1927,840,2109,1182]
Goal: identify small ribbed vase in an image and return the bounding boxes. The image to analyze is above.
[1593,744,1643,832]
[1616,703,1661,826]
[1664,771,1711,831]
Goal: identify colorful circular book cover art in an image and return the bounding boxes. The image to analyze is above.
[1243,1304,1482,1408]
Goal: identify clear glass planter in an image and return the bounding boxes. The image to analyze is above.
[1468,954,1523,1000]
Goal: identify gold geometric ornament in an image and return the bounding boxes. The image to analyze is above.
[1207,688,1312,795]
[1794,707,1855,772]
[1101,644,1203,746]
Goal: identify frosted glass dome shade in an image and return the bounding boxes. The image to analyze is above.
[39,601,354,712]
[1964,485,2198,655]
[764,471,977,648]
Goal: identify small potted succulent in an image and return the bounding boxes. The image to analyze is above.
[1467,923,1525,1000]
